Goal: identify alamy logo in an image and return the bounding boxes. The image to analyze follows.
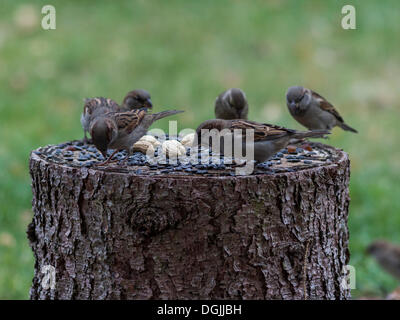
[340,265,356,290]
[341,5,356,30]
[145,122,256,175]
[41,265,56,290]
[41,5,56,30]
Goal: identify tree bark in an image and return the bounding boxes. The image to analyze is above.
[28,143,351,300]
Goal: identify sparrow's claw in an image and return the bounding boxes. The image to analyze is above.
[82,138,93,144]
[94,149,120,166]
[82,134,93,144]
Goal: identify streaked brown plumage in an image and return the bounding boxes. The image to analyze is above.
[90,109,184,165]
[195,119,330,162]
[81,90,152,143]
[286,86,358,133]
[80,97,120,143]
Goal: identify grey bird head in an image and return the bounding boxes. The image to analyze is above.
[89,117,118,158]
[215,88,248,120]
[286,86,311,115]
[122,89,152,110]
[228,88,247,110]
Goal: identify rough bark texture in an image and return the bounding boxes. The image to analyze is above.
[28,144,351,300]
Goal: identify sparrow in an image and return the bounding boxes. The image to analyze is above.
[80,97,120,143]
[121,89,153,111]
[90,109,184,165]
[367,240,400,280]
[195,119,330,162]
[215,88,249,120]
[286,86,358,133]
[81,90,153,143]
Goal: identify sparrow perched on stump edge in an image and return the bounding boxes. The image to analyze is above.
[286,86,358,133]
[81,89,153,143]
[80,97,120,143]
[195,119,330,162]
[90,109,184,165]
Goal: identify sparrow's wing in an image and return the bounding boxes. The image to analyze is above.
[197,119,230,132]
[113,109,147,134]
[103,98,120,110]
[311,90,344,123]
[84,97,120,116]
[230,120,293,141]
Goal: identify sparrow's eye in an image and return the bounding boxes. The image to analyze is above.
[295,94,305,103]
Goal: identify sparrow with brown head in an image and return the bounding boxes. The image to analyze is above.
[80,97,120,143]
[90,108,184,165]
[121,89,153,111]
[195,119,330,162]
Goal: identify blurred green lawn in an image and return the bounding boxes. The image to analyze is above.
[0,0,399,299]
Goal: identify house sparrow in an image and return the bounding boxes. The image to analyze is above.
[90,109,184,165]
[121,89,152,111]
[215,88,249,120]
[81,90,152,143]
[367,240,400,280]
[80,97,120,143]
[286,86,358,133]
[195,119,330,162]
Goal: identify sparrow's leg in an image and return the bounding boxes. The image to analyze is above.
[82,131,93,144]
[82,131,88,144]
[95,149,119,166]
[119,148,132,166]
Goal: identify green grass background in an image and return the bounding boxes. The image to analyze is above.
[0,0,399,299]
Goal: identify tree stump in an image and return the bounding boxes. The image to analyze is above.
[28,141,351,300]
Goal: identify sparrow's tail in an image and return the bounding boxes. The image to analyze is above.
[290,129,331,139]
[339,122,358,133]
[151,110,184,121]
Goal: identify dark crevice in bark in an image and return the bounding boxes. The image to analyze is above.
[77,190,87,237]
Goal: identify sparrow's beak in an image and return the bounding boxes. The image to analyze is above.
[290,102,301,115]
[145,98,153,109]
